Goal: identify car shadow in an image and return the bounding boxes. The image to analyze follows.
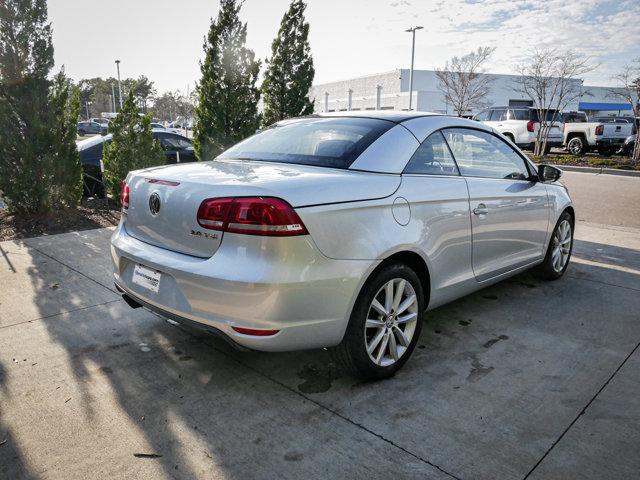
[6,235,640,479]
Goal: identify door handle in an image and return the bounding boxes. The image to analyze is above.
[473,204,488,215]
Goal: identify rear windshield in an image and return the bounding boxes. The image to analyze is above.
[218,117,394,169]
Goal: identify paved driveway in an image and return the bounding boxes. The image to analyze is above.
[1,171,639,479]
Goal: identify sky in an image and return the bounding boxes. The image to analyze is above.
[48,0,640,95]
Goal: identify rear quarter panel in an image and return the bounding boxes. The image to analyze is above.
[297,175,473,308]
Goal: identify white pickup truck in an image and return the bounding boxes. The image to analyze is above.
[563,115,636,156]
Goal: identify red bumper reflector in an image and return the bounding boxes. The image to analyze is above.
[232,327,280,336]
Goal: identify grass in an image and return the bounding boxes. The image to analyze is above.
[528,152,639,171]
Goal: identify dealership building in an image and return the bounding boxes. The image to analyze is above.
[309,69,633,117]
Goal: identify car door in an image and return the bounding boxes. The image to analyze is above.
[484,108,506,130]
[400,131,473,304]
[441,127,550,282]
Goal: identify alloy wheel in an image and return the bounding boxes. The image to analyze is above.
[551,219,572,273]
[568,137,583,155]
[365,278,418,367]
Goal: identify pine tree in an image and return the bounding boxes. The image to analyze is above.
[261,0,315,126]
[49,71,83,208]
[102,90,165,200]
[0,0,82,214]
[194,0,261,160]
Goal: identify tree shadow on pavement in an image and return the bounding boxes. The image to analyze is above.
[7,238,436,480]
[4,232,640,480]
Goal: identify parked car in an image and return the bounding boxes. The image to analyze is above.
[112,112,574,380]
[473,107,564,152]
[77,121,108,136]
[77,129,196,197]
[562,114,599,155]
[593,117,636,156]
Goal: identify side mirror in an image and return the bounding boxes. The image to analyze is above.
[538,164,562,183]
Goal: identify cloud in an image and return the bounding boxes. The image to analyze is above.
[390,0,412,7]
[408,0,640,85]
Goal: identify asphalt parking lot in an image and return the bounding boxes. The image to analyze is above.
[1,170,639,480]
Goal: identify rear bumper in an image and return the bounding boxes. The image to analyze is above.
[597,138,625,147]
[110,222,375,351]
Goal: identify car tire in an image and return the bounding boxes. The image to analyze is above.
[78,130,86,136]
[534,211,574,281]
[504,133,515,144]
[331,263,425,380]
[567,136,585,155]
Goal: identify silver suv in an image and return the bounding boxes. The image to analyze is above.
[473,107,564,151]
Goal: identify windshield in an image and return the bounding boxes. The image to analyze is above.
[218,117,394,169]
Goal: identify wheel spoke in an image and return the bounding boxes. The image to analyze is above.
[396,311,417,324]
[396,294,417,315]
[384,281,394,314]
[371,299,387,317]
[375,333,389,363]
[393,325,410,347]
[367,329,385,354]
[366,318,384,328]
[388,331,399,360]
[392,279,406,312]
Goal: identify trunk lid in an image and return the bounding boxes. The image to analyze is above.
[600,123,633,139]
[123,159,400,257]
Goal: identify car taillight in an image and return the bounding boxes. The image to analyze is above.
[197,197,308,237]
[527,120,536,133]
[120,180,130,210]
[595,124,604,136]
[232,326,280,336]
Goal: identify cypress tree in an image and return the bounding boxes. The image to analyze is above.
[102,90,165,200]
[0,0,82,214]
[194,0,260,160]
[261,0,315,126]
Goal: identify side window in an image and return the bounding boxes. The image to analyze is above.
[156,133,174,148]
[172,136,193,149]
[403,131,459,176]
[510,109,529,120]
[474,110,490,122]
[489,109,506,121]
[441,128,530,180]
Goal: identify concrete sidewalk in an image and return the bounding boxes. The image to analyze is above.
[1,180,640,478]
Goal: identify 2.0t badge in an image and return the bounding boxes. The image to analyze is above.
[148,192,161,216]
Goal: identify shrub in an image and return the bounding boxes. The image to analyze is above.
[102,90,165,200]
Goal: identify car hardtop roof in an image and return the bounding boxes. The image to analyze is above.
[313,110,443,123]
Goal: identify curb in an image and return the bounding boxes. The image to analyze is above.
[553,164,640,177]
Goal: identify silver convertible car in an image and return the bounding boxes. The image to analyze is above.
[111,112,574,379]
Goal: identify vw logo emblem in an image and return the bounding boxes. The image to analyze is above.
[148,192,161,216]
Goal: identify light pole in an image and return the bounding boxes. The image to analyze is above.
[115,59,123,110]
[405,26,423,111]
[111,83,116,112]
